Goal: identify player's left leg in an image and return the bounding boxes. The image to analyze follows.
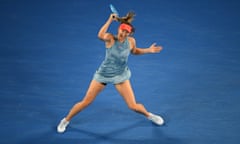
[114,80,164,125]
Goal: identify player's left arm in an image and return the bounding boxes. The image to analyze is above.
[129,37,163,55]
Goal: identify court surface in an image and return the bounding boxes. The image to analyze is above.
[1,0,240,144]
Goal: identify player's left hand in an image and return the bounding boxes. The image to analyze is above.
[148,43,163,53]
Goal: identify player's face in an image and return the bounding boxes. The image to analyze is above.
[118,28,130,40]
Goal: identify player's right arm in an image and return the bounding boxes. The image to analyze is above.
[98,14,117,48]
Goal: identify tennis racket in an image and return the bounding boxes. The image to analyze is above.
[109,4,119,18]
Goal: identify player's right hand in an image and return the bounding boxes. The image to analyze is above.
[110,13,118,21]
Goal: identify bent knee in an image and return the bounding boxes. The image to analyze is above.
[81,99,93,107]
[128,103,142,111]
[81,94,96,106]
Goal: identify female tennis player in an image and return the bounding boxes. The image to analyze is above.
[57,12,164,133]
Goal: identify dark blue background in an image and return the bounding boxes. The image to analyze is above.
[1,0,240,143]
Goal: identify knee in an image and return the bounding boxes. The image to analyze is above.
[80,98,93,107]
[128,103,141,111]
[83,100,93,107]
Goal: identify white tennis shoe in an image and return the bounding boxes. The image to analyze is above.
[57,118,69,133]
[148,113,164,126]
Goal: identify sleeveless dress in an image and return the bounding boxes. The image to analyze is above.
[93,38,131,84]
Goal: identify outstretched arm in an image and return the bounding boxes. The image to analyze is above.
[130,37,163,55]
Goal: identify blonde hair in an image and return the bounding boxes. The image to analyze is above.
[116,12,135,24]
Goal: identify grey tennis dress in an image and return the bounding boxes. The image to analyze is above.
[93,38,131,84]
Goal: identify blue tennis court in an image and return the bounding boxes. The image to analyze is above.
[1,0,240,143]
